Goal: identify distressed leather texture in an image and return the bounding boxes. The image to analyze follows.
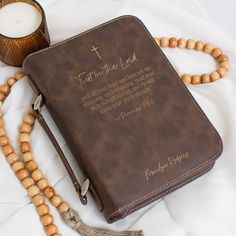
[23,16,223,223]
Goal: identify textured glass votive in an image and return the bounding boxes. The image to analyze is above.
[0,0,50,67]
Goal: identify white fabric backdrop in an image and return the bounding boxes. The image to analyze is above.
[198,0,236,41]
[0,0,236,235]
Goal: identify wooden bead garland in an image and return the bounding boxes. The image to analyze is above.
[0,39,230,235]
[0,72,62,236]
[155,37,230,84]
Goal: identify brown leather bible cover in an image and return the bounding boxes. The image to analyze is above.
[23,16,223,223]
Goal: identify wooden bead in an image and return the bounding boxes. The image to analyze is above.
[28,185,40,197]
[155,38,160,46]
[45,224,58,236]
[191,75,201,84]
[26,160,38,172]
[169,37,178,48]
[217,67,227,78]
[186,39,195,49]
[20,123,32,133]
[160,37,169,47]
[17,169,29,181]
[44,187,56,199]
[32,169,44,181]
[37,203,50,216]
[32,195,45,206]
[0,84,10,95]
[21,142,31,153]
[178,38,187,48]
[19,133,30,142]
[22,177,34,189]
[203,43,214,53]
[212,48,222,58]
[219,61,230,71]
[23,152,34,162]
[0,92,5,101]
[0,136,9,146]
[181,74,192,84]
[3,144,14,156]
[12,161,24,172]
[195,41,204,51]
[201,74,211,83]
[23,114,35,125]
[38,178,49,190]
[218,54,229,63]
[58,202,70,214]
[6,153,19,165]
[0,127,6,136]
[0,118,4,127]
[51,195,62,208]
[15,71,25,80]
[41,214,54,226]
[210,71,221,82]
[7,77,16,87]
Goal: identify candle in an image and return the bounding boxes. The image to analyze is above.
[0,2,42,38]
[0,0,50,66]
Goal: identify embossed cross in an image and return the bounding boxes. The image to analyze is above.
[91,45,102,60]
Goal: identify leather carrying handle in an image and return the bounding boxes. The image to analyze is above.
[31,101,88,205]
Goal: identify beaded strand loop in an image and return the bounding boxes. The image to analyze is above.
[0,72,62,236]
[155,37,230,84]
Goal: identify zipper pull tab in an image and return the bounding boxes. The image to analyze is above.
[33,94,44,114]
[81,179,90,197]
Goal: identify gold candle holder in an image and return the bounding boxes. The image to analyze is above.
[0,0,50,67]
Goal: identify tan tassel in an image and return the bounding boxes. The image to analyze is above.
[63,209,144,236]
